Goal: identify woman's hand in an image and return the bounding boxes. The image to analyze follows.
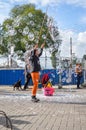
[41,43,45,49]
[34,44,38,49]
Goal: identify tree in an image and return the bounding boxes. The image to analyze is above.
[1,4,61,68]
[50,50,57,69]
[48,18,62,68]
[83,54,86,60]
[0,24,8,54]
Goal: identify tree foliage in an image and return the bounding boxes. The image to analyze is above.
[1,4,62,68]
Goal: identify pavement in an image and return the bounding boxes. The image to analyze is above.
[0,85,86,130]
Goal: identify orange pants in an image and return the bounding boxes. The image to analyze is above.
[31,72,40,96]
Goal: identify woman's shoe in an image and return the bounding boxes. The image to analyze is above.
[31,96,40,102]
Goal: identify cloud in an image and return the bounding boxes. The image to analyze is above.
[9,0,25,3]
[60,29,76,57]
[6,0,61,7]
[27,0,86,8]
[64,0,86,8]
[77,32,86,43]
[0,0,86,8]
[0,1,11,9]
[60,29,86,58]
[80,16,86,24]
[30,0,86,8]
[0,1,11,23]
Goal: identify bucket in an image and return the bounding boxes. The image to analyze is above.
[43,87,55,96]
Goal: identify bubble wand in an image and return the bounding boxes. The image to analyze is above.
[38,6,49,45]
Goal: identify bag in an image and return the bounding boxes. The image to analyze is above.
[41,74,49,85]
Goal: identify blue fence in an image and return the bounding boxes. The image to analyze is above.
[0,69,84,86]
[0,69,25,85]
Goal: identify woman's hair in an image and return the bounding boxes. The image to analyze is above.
[34,49,38,55]
[76,63,82,66]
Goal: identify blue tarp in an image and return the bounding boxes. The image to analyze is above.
[0,69,84,85]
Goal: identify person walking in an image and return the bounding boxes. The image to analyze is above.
[29,43,45,102]
[75,63,83,89]
[23,63,31,90]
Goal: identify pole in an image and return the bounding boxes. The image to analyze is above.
[38,5,49,44]
[70,37,72,68]
[69,37,73,89]
[45,49,47,69]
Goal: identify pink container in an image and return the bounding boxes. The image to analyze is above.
[43,87,55,96]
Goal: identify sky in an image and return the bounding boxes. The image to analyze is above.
[0,0,86,58]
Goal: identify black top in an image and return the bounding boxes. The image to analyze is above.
[29,48,43,72]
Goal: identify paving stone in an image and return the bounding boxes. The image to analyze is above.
[0,86,86,130]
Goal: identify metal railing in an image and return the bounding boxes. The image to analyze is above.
[0,110,13,130]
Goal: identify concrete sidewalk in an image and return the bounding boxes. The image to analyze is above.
[0,85,86,130]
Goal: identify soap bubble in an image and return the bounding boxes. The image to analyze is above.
[4,32,9,37]
[26,22,30,26]
[22,39,27,43]
[18,29,22,33]
[28,13,33,18]
[34,39,39,43]
[15,38,20,42]
[23,26,29,35]
[6,25,11,30]
[29,21,35,26]
[42,34,46,39]
[23,16,28,21]
[8,29,17,36]
[13,16,22,27]
[28,32,34,41]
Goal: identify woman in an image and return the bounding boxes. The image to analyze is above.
[75,63,82,89]
[30,43,45,102]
